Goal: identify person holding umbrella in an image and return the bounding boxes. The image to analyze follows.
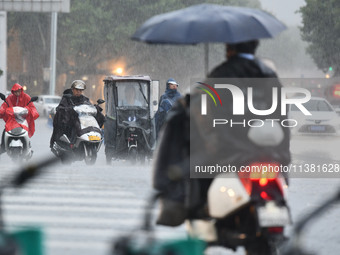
[133,4,291,250]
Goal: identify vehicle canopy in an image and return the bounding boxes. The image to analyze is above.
[103,75,159,119]
[103,75,160,159]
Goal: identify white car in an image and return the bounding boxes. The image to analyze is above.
[288,97,340,135]
[34,95,61,117]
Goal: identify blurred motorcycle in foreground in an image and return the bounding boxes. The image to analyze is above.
[185,123,291,255]
[153,106,292,255]
[186,167,290,255]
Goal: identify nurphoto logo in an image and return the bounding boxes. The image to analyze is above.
[198,83,312,116]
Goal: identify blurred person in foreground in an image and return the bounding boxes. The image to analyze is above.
[152,40,291,226]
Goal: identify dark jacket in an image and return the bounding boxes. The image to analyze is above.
[155,88,181,139]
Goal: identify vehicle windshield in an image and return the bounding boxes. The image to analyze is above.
[13,106,29,125]
[291,99,333,112]
[74,104,97,117]
[116,81,148,107]
[45,97,61,104]
[73,104,99,129]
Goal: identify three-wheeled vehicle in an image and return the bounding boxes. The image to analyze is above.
[103,75,159,164]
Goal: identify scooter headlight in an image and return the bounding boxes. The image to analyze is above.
[8,127,26,136]
[128,116,136,122]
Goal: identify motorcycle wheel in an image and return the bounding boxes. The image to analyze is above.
[60,154,72,165]
[84,143,97,165]
[128,147,138,164]
[245,238,279,255]
[10,147,23,163]
[138,154,146,165]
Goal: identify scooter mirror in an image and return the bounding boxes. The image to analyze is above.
[30,96,38,102]
[97,99,105,105]
[0,93,6,101]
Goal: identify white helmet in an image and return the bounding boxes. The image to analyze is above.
[71,80,86,90]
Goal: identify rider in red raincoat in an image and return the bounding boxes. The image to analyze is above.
[0,83,39,152]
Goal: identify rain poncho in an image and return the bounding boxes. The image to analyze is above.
[50,89,105,148]
[0,83,39,137]
[155,87,181,138]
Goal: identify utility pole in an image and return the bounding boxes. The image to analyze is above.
[0,1,70,95]
[49,12,58,95]
[0,12,7,93]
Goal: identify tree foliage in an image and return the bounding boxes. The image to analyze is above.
[57,0,260,71]
[299,0,340,76]
[7,0,261,94]
[7,13,50,93]
[257,26,319,77]
[56,0,261,85]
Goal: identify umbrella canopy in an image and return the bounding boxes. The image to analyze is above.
[132,4,287,44]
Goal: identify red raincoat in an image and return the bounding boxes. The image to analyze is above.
[0,83,39,137]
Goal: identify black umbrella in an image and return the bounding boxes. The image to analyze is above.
[132,4,287,44]
[132,4,287,74]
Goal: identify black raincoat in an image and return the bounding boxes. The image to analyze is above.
[50,90,105,148]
